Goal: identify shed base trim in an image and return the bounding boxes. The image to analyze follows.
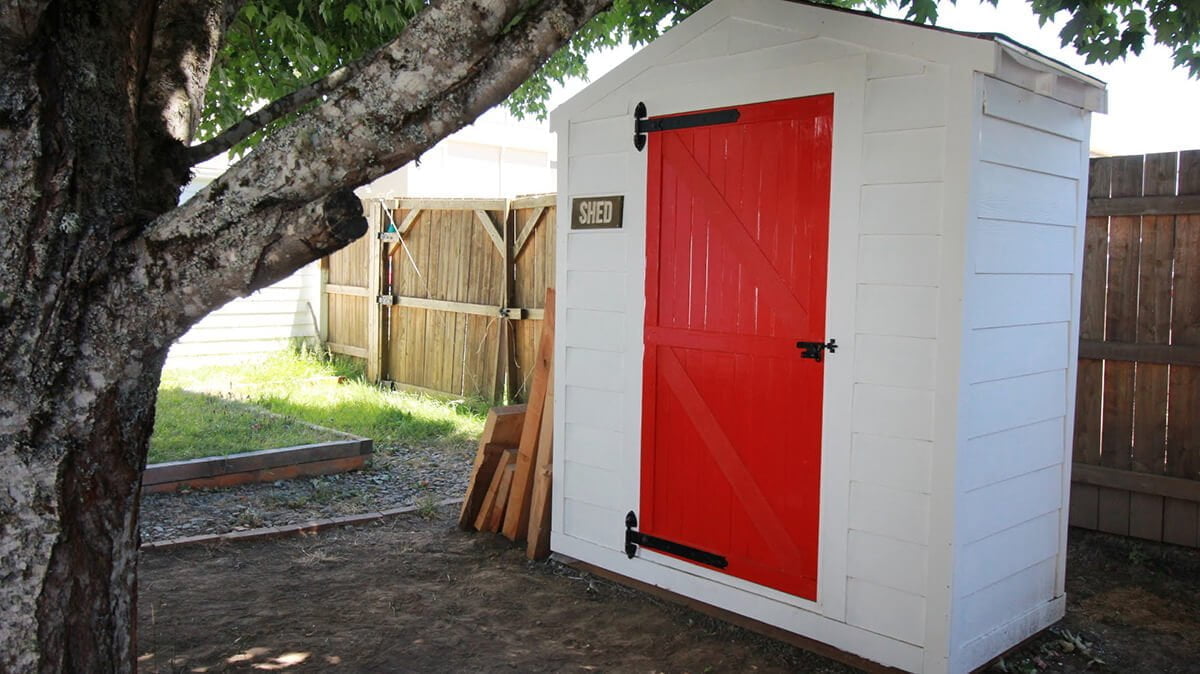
[568,558,905,673]
[952,595,1065,673]
[551,533,923,671]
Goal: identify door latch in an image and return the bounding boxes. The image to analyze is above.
[796,339,838,362]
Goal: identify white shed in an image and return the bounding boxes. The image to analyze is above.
[548,1,1105,671]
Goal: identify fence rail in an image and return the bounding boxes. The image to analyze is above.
[322,195,555,403]
[1070,150,1200,547]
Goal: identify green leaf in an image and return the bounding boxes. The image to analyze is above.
[200,0,1200,150]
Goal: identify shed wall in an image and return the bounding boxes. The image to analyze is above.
[552,6,970,666]
[846,60,950,648]
[949,75,1090,670]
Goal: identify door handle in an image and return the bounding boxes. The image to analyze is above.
[796,339,837,362]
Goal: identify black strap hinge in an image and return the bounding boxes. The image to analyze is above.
[634,102,741,151]
[624,511,728,568]
[796,338,837,362]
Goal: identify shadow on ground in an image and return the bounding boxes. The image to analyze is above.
[137,508,1200,673]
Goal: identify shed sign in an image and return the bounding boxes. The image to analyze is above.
[571,195,624,229]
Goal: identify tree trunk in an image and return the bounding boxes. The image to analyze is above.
[0,0,612,669]
[0,2,177,669]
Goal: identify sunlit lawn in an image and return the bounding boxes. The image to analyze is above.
[150,389,342,464]
[152,347,488,464]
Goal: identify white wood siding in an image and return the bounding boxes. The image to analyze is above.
[165,262,322,367]
[950,75,1089,669]
[845,62,950,646]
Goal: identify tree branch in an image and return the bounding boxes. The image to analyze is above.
[127,0,613,340]
[134,0,245,212]
[138,0,245,143]
[186,52,374,165]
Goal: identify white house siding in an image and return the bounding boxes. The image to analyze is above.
[949,75,1090,671]
[166,261,323,366]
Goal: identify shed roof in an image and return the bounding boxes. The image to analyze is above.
[551,0,1107,125]
[791,0,1103,85]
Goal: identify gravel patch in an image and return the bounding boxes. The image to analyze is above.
[138,443,474,542]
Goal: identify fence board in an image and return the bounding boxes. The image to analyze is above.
[1073,159,1110,467]
[1180,151,1200,194]
[327,294,369,351]
[328,230,370,287]
[1071,150,1200,548]
[1129,155,1177,537]
[512,198,557,401]
[1168,213,1200,481]
[1174,152,1200,486]
[1068,483,1099,529]
[326,213,373,357]
[1094,156,1145,535]
[433,211,450,390]
[324,196,555,403]
[1162,498,1200,547]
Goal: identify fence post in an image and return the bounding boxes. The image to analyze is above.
[366,200,385,383]
[493,201,516,403]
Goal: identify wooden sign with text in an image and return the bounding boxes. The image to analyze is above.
[570,195,624,230]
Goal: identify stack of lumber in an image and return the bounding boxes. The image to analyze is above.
[459,289,556,560]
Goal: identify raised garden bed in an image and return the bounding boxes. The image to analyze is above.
[143,437,373,493]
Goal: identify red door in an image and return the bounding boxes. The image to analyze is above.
[641,95,833,600]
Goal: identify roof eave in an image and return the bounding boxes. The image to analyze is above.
[992,40,1109,113]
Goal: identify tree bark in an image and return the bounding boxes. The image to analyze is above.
[0,0,611,670]
[1,2,164,669]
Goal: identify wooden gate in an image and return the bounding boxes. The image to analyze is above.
[1070,151,1200,547]
[639,96,832,599]
[323,195,555,403]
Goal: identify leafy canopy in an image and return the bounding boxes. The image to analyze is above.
[199,0,1200,141]
[200,0,422,146]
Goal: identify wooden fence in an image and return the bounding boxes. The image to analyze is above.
[322,195,555,403]
[323,158,1200,546]
[1070,150,1200,547]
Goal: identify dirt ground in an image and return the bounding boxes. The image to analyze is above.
[137,508,1200,673]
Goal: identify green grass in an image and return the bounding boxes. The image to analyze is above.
[153,346,488,463]
[150,389,343,464]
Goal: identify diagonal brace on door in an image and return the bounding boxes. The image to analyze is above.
[656,346,809,571]
[662,133,811,326]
